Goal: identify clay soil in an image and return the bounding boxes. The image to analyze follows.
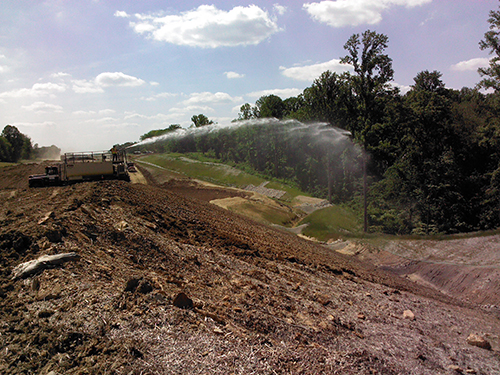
[1,163,499,374]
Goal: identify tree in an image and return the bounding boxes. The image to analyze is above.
[1,125,32,162]
[237,103,254,121]
[412,70,446,93]
[478,4,500,91]
[191,114,214,127]
[0,136,12,162]
[254,95,285,119]
[340,30,394,232]
[140,124,181,141]
[301,71,354,127]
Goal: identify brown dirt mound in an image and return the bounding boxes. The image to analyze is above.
[0,166,499,374]
[161,178,248,202]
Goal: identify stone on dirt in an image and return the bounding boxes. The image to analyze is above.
[173,292,193,309]
[124,277,140,292]
[403,309,415,320]
[466,334,491,350]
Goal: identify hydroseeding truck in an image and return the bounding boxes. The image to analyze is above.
[29,149,130,187]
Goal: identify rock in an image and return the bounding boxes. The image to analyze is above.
[213,327,224,335]
[466,334,491,350]
[38,309,54,318]
[124,277,140,292]
[115,220,129,232]
[37,211,54,225]
[137,279,153,294]
[357,313,366,320]
[403,309,415,320]
[448,364,462,372]
[31,277,40,292]
[173,292,193,309]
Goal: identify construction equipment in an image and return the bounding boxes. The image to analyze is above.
[29,149,130,187]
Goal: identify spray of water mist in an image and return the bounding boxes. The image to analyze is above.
[129,118,365,203]
[129,118,354,150]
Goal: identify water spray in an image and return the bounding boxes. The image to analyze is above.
[129,118,353,149]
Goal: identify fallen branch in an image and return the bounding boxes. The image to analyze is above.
[12,252,80,280]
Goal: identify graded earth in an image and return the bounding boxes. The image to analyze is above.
[0,163,499,374]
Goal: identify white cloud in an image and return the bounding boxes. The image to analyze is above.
[124,112,174,121]
[247,88,303,99]
[224,71,245,79]
[280,59,352,81]
[304,0,431,28]
[72,72,146,93]
[99,109,116,115]
[122,5,281,48]
[95,72,146,87]
[114,10,130,18]
[391,82,411,94]
[11,121,57,128]
[273,4,287,15]
[83,117,119,124]
[451,57,490,71]
[142,92,178,101]
[72,109,116,116]
[22,101,63,113]
[51,72,71,79]
[0,82,67,98]
[169,105,215,114]
[72,79,104,94]
[183,91,243,105]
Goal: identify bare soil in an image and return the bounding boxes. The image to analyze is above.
[334,237,500,309]
[1,163,499,374]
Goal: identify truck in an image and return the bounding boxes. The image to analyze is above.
[28,149,130,187]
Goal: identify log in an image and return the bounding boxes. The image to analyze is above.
[12,252,80,280]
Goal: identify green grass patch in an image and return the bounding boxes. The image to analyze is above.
[0,162,16,168]
[227,202,297,227]
[299,205,362,241]
[140,153,305,198]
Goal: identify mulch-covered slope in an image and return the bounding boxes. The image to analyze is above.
[0,172,499,374]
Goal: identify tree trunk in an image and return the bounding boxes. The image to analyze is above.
[363,154,368,233]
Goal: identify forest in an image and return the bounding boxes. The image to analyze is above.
[0,125,60,163]
[133,6,500,236]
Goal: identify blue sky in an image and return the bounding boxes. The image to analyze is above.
[0,0,496,151]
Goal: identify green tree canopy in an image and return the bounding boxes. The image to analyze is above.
[478,4,500,91]
[1,125,32,162]
[140,124,181,141]
[237,103,254,121]
[340,30,394,144]
[191,114,214,127]
[411,70,446,93]
[254,95,285,119]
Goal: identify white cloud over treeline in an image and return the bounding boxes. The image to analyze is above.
[280,59,352,81]
[304,0,432,27]
[116,5,282,48]
[451,57,490,71]
[73,72,146,93]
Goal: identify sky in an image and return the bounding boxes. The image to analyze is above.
[0,0,496,152]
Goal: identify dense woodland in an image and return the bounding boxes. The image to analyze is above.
[0,125,60,163]
[134,6,500,235]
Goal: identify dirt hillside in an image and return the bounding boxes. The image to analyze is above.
[0,164,499,374]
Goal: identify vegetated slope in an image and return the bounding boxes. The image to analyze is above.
[137,159,500,310]
[0,167,499,374]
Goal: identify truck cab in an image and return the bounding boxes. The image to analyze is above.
[28,166,61,187]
